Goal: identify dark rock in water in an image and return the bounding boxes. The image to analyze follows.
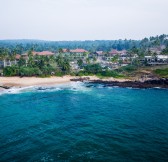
[144,79,168,85]
[86,79,168,89]
[85,85,94,88]
[70,77,90,82]
[37,87,47,91]
[0,85,11,89]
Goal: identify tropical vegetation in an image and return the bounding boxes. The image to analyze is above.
[0,34,168,78]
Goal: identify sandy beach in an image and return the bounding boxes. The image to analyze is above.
[0,76,74,88]
[0,76,130,89]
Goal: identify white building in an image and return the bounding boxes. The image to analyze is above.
[157,55,168,62]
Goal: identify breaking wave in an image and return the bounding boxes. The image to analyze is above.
[0,82,91,95]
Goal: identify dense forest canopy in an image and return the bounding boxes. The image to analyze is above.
[0,34,167,54]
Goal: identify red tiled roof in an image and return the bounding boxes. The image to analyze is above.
[70,49,88,53]
[15,54,21,59]
[109,50,119,55]
[33,51,54,56]
[109,50,127,55]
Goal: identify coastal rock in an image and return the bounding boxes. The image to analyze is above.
[84,79,168,88]
[0,85,12,89]
[70,77,90,82]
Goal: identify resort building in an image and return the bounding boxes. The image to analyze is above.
[32,51,54,56]
[70,49,88,54]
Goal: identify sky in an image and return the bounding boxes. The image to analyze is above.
[0,0,168,40]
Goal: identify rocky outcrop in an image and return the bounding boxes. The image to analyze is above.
[88,79,168,88]
[70,77,90,82]
[0,85,12,89]
[70,76,168,88]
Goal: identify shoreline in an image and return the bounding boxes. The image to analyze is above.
[88,79,168,89]
[0,76,74,89]
[0,76,168,91]
[0,76,129,89]
[71,77,168,89]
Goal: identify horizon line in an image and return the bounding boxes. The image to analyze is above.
[0,34,167,42]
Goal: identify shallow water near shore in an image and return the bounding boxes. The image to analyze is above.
[0,82,168,161]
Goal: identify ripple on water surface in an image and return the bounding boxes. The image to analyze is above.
[0,82,168,161]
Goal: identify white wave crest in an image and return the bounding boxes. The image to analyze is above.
[0,82,91,95]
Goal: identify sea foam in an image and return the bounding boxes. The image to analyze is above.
[0,82,90,95]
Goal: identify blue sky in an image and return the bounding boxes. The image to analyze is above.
[0,0,168,40]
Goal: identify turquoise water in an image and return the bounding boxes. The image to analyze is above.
[0,83,168,161]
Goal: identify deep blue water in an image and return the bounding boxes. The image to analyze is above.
[0,83,168,162]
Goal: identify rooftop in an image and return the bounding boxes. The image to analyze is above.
[70,49,88,53]
[33,51,54,56]
[15,54,21,59]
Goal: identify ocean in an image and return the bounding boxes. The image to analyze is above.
[0,82,168,161]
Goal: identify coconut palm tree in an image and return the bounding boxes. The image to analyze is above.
[62,59,71,74]
[77,59,83,67]
[93,57,97,63]
[111,55,119,63]
[0,48,9,67]
[56,54,64,67]
[86,58,90,64]
[9,49,17,64]
[58,48,63,54]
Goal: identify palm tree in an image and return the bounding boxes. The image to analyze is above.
[152,39,160,47]
[18,57,26,67]
[128,47,139,65]
[93,57,97,63]
[111,55,119,63]
[37,56,45,69]
[0,48,9,67]
[77,59,83,67]
[56,54,64,67]
[83,52,87,57]
[58,48,63,54]
[28,56,35,67]
[62,59,71,74]
[86,58,90,64]
[28,50,33,58]
[9,49,17,65]
[49,55,56,64]
[27,50,36,67]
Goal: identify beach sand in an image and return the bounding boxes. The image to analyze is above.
[0,76,74,88]
[0,76,130,91]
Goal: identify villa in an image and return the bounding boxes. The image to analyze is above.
[70,49,88,54]
[32,51,54,56]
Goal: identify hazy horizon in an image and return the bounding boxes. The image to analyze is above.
[0,35,166,42]
[0,0,168,41]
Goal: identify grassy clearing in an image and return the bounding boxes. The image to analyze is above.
[154,68,168,78]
